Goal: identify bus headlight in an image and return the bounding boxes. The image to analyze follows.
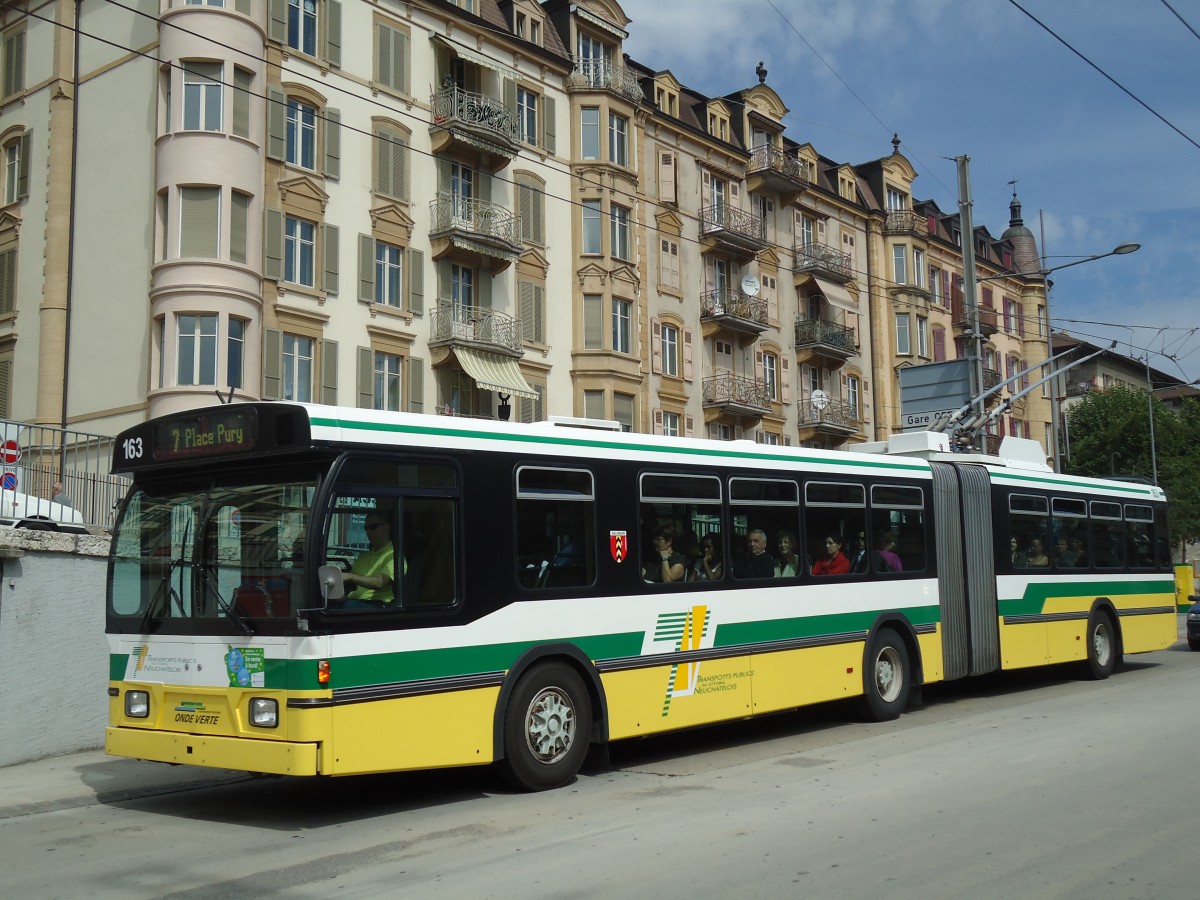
[249,698,278,728]
[125,690,150,718]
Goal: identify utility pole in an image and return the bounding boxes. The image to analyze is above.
[956,156,984,450]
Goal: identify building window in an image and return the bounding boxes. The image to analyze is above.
[583,294,603,349]
[661,323,679,377]
[917,316,929,358]
[179,186,220,258]
[3,134,28,205]
[930,266,943,305]
[581,107,600,160]
[583,389,604,419]
[763,352,778,400]
[287,0,317,56]
[451,263,474,312]
[286,98,316,169]
[374,22,410,93]
[913,248,925,288]
[517,175,545,245]
[283,333,314,401]
[892,245,907,284]
[846,375,860,417]
[886,187,907,211]
[517,88,538,146]
[608,113,628,166]
[0,245,16,314]
[582,199,601,254]
[375,125,409,200]
[610,204,631,260]
[2,29,25,98]
[933,325,946,362]
[578,32,611,85]
[374,351,402,411]
[182,62,223,131]
[612,298,631,354]
[177,314,217,385]
[661,411,680,437]
[896,313,910,355]
[375,241,403,307]
[614,392,634,432]
[227,317,246,389]
[284,215,316,286]
[659,238,680,291]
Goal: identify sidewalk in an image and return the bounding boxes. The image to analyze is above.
[0,748,251,820]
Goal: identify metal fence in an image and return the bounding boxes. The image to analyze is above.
[0,419,130,531]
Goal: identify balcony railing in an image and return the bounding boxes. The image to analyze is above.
[794,240,852,281]
[431,85,520,147]
[567,63,645,102]
[797,397,860,432]
[701,204,766,244]
[982,368,1002,392]
[702,374,771,412]
[884,210,929,237]
[429,195,519,248]
[700,287,769,327]
[747,145,809,187]
[1066,380,1098,397]
[794,318,856,354]
[430,301,522,353]
[951,297,999,332]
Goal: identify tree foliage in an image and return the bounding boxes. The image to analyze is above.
[1063,385,1200,553]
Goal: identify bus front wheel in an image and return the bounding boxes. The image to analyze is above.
[855,630,910,722]
[500,662,592,791]
[1080,610,1119,680]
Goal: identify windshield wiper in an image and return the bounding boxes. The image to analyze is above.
[202,568,252,636]
[138,521,191,633]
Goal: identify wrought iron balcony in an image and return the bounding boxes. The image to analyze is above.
[794,240,852,282]
[700,287,769,335]
[883,210,929,237]
[567,63,645,103]
[429,194,521,262]
[430,85,522,160]
[951,297,999,334]
[746,145,810,196]
[982,368,1002,393]
[794,318,856,365]
[702,373,771,415]
[700,203,767,257]
[430,301,522,354]
[797,396,860,434]
[1066,380,1098,397]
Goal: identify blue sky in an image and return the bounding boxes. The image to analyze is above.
[621,0,1200,384]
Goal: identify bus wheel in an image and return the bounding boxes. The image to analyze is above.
[856,630,910,722]
[1080,610,1119,680]
[501,662,592,791]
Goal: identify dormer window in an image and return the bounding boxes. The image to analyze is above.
[886,186,908,211]
[655,85,677,117]
[707,111,729,141]
[838,173,855,201]
[516,12,526,37]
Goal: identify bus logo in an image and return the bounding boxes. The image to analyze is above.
[610,531,627,563]
[651,605,710,716]
[131,644,150,675]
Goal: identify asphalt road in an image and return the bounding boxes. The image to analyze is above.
[2,623,1197,900]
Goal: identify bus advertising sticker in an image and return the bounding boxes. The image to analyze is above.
[610,531,627,563]
[225,646,266,687]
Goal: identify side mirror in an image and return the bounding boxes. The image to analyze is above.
[318,565,345,602]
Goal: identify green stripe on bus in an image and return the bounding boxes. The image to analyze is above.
[989,470,1160,497]
[715,605,941,647]
[998,578,1174,617]
[309,416,930,474]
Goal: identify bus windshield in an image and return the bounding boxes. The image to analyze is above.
[108,469,318,626]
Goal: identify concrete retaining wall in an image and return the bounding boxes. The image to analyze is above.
[0,530,111,768]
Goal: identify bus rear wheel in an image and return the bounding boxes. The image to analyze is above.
[500,662,591,791]
[1080,610,1119,680]
[855,630,910,722]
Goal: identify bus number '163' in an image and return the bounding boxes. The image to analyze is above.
[122,437,144,460]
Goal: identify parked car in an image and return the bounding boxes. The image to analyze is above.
[1188,597,1200,651]
[0,488,87,534]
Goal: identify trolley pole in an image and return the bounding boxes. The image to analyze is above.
[956,156,985,451]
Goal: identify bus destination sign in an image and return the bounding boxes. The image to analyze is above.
[154,409,258,461]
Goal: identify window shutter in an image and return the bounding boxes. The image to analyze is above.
[374,24,392,88]
[235,0,251,14]
[325,0,343,68]
[543,95,555,154]
[755,349,764,383]
[583,295,602,349]
[17,131,31,201]
[533,284,544,343]
[322,223,339,294]
[0,358,9,418]
[683,328,693,381]
[230,191,249,264]
[321,339,338,405]
[323,108,341,178]
[374,129,393,197]
[407,356,424,413]
[653,409,663,435]
[519,280,535,342]
[180,187,219,258]
[684,415,694,438]
[0,248,16,313]
[781,355,791,404]
[266,87,286,160]
[650,318,662,374]
[503,78,517,116]
[267,0,287,44]
[395,29,409,93]
[518,183,532,243]
[407,248,424,313]
[356,346,373,408]
[358,234,375,302]
[263,207,283,280]
[730,180,741,208]
[232,68,251,138]
[262,328,282,399]
[659,152,675,204]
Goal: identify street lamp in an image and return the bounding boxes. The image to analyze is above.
[976,242,1141,470]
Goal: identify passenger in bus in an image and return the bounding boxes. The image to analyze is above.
[690,532,723,581]
[733,529,776,579]
[811,535,851,576]
[643,526,687,583]
[1070,535,1088,568]
[848,531,869,573]
[342,512,395,607]
[1010,537,1028,567]
[1054,536,1077,568]
[774,531,802,577]
[1026,537,1050,567]
[873,530,903,572]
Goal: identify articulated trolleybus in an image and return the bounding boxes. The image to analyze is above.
[105,403,1176,790]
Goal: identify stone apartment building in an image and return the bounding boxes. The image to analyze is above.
[0,0,1051,458]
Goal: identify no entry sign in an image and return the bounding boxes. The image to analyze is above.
[0,440,19,465]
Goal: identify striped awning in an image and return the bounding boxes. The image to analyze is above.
[812,276,858,313]
[431,35,520,82]
[456,347,538,400]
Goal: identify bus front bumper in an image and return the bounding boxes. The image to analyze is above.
[106,726,320,776]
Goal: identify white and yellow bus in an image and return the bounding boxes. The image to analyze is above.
[105,403,1177,790]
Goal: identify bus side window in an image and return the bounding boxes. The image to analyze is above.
[1089,501,1124,568]
[640,473,724,586]
[869,484,925,573]
[1009,494,1049,568]
[803,481,864,578]
[514,467,595,591]
[728,477,800,580]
